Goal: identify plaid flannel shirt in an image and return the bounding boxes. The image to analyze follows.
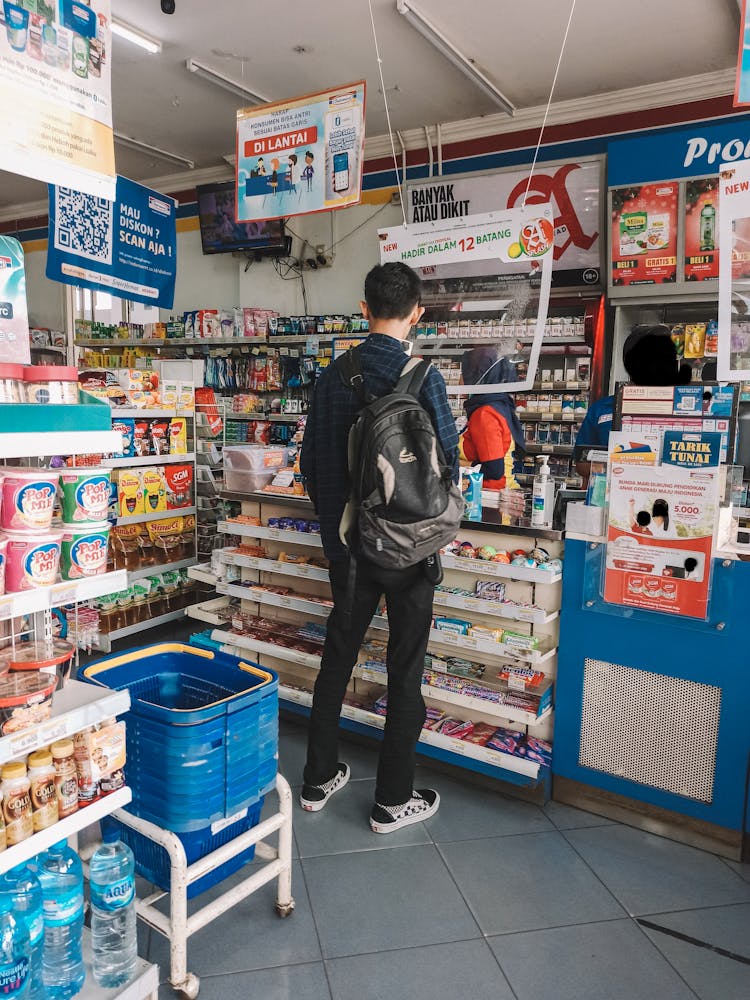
[300,333,460,561]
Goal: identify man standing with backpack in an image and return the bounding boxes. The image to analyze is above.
[299,262,461,832]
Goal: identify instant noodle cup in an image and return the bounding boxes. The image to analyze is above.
[60,467,111,524]
[0,536,6,596]
[1,468,60,533]
[4,530,62,592]
[0,672,57,735]
[61,522,110,579]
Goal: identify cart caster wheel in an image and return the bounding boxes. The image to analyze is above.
[176,973,200,999]
[275,899,295,918]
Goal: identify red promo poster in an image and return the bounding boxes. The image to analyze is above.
[611,183,678,286]
[603,462,718,619]
[685,178,719,281]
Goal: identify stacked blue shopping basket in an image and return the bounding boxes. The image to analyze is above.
[79,642,278,897]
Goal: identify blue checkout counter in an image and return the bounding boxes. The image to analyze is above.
[553,535,750,861]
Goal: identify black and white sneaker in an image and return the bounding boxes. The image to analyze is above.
[299,763,350,812]
[369,788,440,834]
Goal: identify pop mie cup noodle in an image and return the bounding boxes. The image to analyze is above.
[61,522,110,580]
[1,468,60,533]
[0,537,6,597]
[60,468,111,524]
[4,531,62,592]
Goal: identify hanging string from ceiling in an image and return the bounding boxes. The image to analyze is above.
[367,0,408,226]
[523,0,578,205]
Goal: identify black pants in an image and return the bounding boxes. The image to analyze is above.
[304,557,435,806]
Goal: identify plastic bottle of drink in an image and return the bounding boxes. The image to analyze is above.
[89,828,136,988]
[0,895,31,998]
[700,201,716,251]
[37,841,85,1000]
[0,865,45,999]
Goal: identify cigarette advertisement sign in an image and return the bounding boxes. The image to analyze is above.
[406,159,602,289]
[0,0,115,199]
[603,431,720,619]
[0,236,30,364]
[611,183,678,286]
[235,81,365,223]
[47,177,177,309]
[684,178,719,281]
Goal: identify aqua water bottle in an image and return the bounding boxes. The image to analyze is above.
[0,865,45,999]
[37,842,85,999]
[89,828,137,988]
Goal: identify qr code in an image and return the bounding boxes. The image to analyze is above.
[53,187,114,265]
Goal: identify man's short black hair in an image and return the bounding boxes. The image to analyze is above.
[364,262,422,321]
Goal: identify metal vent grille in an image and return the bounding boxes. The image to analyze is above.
[579,658,721,803]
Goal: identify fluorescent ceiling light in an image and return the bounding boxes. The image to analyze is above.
[186,59,269,106]
[111,19,162,55]
[396,0,514,116]
[114,132,195,170]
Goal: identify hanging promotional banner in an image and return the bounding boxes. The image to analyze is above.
[46,177,177,309]
[235,81,365,223]
[604,430,720,620]
[378,204,555,395]
[0,0,115,199]
[718,159,750,380]
[610,182,679,286]
[735,0,750,107]
[406,158,601,292]
[684,178,719,281]
[0,236,30,364]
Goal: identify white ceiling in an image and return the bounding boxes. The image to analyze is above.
[0,0,742,212]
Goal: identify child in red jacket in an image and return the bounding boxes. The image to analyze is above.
[461,347,525,489]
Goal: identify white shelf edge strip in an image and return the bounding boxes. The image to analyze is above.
[0,570,129,622]
[217,583,331,618]
[103,453,196,467]
[0,787,132,874]
[218,522,323,546]
[117,506,197,526]
[0,431,123,460]
[441,554,562,584]
[129,558,197,582]
[219,551,329,581]
[432,592,558,625]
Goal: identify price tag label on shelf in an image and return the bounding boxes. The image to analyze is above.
[515,609,537,623]
[566,380,580,389]
[54,584,79,607]
[268,529,281,539]
[9,730,41,758]
[40,719,68,745]
[297,566,310,576]
[464,636,479,649]
[541,444,554,453]
[540,381,554,390]
[279,596,292,608]
[508,677,528,693]
[464,597,481,611]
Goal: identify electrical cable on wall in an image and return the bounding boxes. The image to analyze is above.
[367,0,407,225]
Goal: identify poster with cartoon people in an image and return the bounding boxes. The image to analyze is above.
[236,81,365,223]
[603,431,720,619]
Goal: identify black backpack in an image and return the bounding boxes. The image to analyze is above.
[336,345,463,570]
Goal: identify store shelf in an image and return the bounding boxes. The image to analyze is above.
[94,608,187,652]
[217,582,331,618]
[278,686,541,782]
[76,337,268,348]
[433,591,558,625]
[109,409,194,420]
[186,595,233,625]
[532,380,589,391]
[219,551,329,582]
[218,521,323,547]
[0,679,130,765]
[441,553,562,584]
[80,930,159,1000]
[188,564,219,586]
[0,787,132,874]
[0,430,123,460]
[426,626,555,665]
[226,413,303,423]
[128,558,197,582]
[220,490,313,507]
[30,344,67,356]
[213,628,322,668]
[117,506,196,526]
[519,412,584,423]
[524,444,575,457]
[0,571,128,622]
[103,453,196,468]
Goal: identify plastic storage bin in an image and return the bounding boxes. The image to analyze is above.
[224,445,289,494]
[79,643,278,831]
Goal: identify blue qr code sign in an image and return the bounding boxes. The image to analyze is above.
[53,188,114,266]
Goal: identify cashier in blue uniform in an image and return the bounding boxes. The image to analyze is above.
[575,324,690,482]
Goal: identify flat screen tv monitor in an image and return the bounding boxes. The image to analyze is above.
[196,181,285,255]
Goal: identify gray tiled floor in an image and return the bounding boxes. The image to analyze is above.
[146,718,750,999]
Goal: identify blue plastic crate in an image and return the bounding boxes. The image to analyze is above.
[79,643,278,831]
[103,800,264,899]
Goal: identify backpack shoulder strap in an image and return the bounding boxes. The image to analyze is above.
[335,345,368,405]
[395,356,432,399]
